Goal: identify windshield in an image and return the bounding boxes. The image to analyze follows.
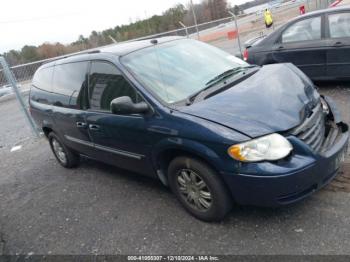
[121,39,248,104]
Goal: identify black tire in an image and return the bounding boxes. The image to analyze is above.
[168,156,232,222]
[48,132,80,168]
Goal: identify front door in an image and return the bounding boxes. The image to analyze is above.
[85,61,155,176]
[326,11,350,79]
[271,15,327,79]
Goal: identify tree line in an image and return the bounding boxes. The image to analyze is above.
[3,0,248,66]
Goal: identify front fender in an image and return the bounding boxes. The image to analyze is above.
[152,137,234,175]
[323,95,342,123]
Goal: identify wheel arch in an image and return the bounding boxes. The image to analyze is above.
[40,118,55,138]
[42,126,53,137]
[152,139,226,186]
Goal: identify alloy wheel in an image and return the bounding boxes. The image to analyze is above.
[52,138,67,165]
[176,169,212,211]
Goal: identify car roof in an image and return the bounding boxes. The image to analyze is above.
[290,5,350,21]
[100,36,183,55]
[39,36,184,69]
[251,5,350,47]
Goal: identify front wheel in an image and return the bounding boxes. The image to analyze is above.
[168,157,232,222]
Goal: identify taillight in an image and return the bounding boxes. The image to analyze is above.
[243,49,248,61]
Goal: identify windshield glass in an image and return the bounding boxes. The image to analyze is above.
[121,39,248,104]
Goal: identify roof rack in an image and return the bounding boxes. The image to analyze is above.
[46,49,101,64]
[61,49,101,59]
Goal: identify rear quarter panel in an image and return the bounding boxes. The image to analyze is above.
[29,86,54,131]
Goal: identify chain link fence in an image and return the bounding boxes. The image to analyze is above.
[0,58,50,95]
[0,57,39,136]
[0,0,337,139]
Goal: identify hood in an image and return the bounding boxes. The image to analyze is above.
[179,63,320,138]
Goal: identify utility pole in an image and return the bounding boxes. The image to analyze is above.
[190,0,200,39]
[108,35,117,43]
[228,11,243,57]
[179,21,189,38]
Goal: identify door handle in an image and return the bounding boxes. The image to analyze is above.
[276,45,284,51]
[89,124,100,131]
[333,41,344,47]
[76,122,87,128]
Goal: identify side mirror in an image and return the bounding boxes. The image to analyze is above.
[110,96,150,115]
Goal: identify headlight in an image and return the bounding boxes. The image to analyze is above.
[227,133,293,162]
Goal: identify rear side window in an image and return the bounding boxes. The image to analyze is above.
[52,62,89,109]
[32,67,53,91]
[329,12,350,38]
[282,16,321,43]
[88,61,139,111]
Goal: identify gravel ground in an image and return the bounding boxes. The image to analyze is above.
[0,51,350,255]
[1,136,350,255]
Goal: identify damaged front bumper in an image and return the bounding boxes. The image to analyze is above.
[221,96,349,207]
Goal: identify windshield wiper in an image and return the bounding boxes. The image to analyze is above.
[205,65,257,87]
[185,85,213,105]
[186,65,258,105]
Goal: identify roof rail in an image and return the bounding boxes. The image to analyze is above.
[47,49,101,64]
[87,50,101,54]
[61,49,101,59]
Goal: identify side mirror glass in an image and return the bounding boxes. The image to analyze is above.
[110,96,149,115]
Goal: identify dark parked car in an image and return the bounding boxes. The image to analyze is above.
[244,6,350,81]
[30,37,348,221]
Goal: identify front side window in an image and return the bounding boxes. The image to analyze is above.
[121,39,247,104]
[88,61,139,111]
[329,12,350,38]
[282,16,321,43]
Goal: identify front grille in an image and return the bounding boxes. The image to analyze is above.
[291,102,326,153]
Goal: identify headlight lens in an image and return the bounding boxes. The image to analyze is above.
[228,133,293,162]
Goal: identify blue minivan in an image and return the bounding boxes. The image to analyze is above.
[30,37,348,221]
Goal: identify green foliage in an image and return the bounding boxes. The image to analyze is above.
[233,5,240,15]
[3,50,22,66]
[21,45,40,62]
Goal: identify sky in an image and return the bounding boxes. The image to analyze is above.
[0,0,247,53]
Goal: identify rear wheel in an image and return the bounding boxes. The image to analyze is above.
[168,156,232,222]
[48,132,79,168]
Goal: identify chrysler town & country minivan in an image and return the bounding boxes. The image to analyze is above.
[29,37,348,221]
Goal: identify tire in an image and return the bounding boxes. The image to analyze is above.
[168,156,232,222]
[48,132,80,168]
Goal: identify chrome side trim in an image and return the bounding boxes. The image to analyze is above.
[64,135,94,147]
[64,135,144,160]
[94,144,143,160]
